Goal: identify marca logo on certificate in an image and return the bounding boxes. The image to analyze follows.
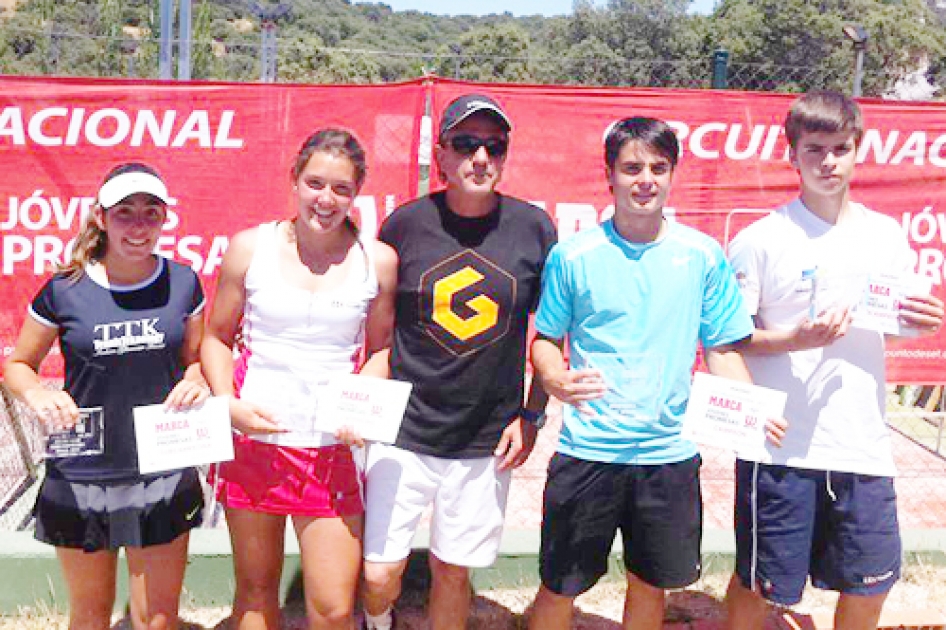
[315,375,412,444]
[133,396,234,475]
[682,373,786,461]
[852,272,933,336]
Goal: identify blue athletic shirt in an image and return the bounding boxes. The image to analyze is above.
[534,219,753,465]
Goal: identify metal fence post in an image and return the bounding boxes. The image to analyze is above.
[938,387,944,455]
[46,22,60,73]
[249,3,291,83]
[260,21,276,82]
[121,39,139,77]
[852,43,865,97]
[417,78,434,196]
[842,25,868,98]
[178,0,192,80]
[158,0,174,79]
[712,48,729,89]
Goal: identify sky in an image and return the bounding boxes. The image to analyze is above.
[363,0,718,17]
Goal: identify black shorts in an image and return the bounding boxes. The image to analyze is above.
[539,453,702,596]
[735,460,901,606]
[34,467,204,552]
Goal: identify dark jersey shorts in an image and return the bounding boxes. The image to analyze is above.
[734,460,901,606]
[539,453,702,596]
[34,467,204,552]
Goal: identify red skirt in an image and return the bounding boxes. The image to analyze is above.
[212,436,363,517]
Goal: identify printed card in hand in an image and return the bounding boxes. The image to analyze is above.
[682,373,786,462]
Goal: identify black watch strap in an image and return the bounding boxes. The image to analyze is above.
[520,407,546,428]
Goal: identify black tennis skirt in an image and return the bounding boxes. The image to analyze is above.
[34,467,204,552]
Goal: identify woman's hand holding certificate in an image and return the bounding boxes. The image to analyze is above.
[314,375,412,444]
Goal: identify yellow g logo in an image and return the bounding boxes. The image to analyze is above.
[420,250,515,356]
[432,267,499,341]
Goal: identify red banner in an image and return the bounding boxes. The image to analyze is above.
[432,79,946,383]
[0,76,426,375]
[3,76,946,382]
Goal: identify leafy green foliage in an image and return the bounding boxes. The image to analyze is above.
[711,0,946,95]
[0,0,943,97]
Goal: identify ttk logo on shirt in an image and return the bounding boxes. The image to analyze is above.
[419,250,515,357]
[93,318,166,356]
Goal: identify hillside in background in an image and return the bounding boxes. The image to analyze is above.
[1,0,945,98]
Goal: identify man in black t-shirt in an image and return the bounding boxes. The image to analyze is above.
[361,94,556,630]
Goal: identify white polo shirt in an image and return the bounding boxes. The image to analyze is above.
[728,199,912,477]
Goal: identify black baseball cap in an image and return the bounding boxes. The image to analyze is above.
[439,94,512,138]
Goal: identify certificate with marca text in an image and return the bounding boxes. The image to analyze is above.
[133,396,234,475]
[314,375,412,444]
[852,272,933,336]
[682,373,786,462]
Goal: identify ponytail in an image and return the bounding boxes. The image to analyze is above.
[59,205,107,281]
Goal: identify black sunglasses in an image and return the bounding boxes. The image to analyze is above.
[447,134,509,157]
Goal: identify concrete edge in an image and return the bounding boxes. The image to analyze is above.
[12,525,926,557]
[2,528,945,613]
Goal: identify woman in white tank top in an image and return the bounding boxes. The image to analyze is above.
[201,129,397,630]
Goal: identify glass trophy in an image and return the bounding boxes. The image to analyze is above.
[45,406,104,458]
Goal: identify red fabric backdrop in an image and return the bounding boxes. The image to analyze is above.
[431,79,946,383]
[3,76,946,382]
[0,76,426,375]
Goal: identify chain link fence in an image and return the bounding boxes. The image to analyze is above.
[0,24,860,93]
[507,390,946,533]
[0,387,44,531]
[4,382,946,534]
[725,61,850,95]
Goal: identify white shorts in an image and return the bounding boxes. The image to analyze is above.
[363,443,511,568]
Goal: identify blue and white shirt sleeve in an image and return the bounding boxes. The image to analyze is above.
[187,269,206,317]
[700,241,754,348]
[28,278,60,329]
[727,229,762,317]
[534,244,573,340]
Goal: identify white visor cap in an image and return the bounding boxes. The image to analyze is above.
[98,171,170,209]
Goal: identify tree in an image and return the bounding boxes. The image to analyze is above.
[711,0,946,96]
[0,0,942,95]
[444,23,534,83]
[96,0,124,76]
[544,35,628,86]
[278,33,383,83]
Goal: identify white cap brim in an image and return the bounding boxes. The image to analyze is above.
[447,104,512,133]
[98,172,170,209]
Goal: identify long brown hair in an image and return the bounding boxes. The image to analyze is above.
[60,163,166,280]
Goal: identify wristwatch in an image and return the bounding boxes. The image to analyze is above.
[520,407,547,429]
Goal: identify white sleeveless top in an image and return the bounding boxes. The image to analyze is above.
[237,221,379,447]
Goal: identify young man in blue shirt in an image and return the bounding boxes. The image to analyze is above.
[527,117,785,630]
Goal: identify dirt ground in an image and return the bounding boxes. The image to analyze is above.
[2,564,944,629]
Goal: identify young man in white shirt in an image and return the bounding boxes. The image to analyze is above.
[725,91,944,629]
